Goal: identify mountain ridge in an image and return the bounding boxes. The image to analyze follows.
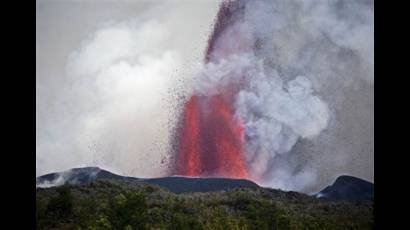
[315,175,374,201]
[37,167,373,201]
[36,167,259,194]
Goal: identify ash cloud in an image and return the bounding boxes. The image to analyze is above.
[193,0,373,192]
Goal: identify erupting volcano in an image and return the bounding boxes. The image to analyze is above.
[176,1,250,179]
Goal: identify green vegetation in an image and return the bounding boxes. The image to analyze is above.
[36,180,373,230]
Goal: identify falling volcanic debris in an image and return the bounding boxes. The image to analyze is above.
[176,0,249,179]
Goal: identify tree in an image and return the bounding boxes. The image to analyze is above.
[46,186,73,219]
[109,191,148,229]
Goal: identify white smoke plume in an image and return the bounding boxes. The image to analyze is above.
[36,0,221,178]
[36,173,67,188]
[36,167,102,188]
[192,0,373,192]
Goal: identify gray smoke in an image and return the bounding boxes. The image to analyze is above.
[193,0,373,192]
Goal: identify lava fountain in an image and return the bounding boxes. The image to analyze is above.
[177,95,247,178]
[176,0,250,179]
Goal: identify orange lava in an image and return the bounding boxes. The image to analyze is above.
[176,0,250,179]
[177,95,248,179]
[177,96,202,176]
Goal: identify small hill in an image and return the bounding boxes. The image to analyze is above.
[315,175,374,201]
[36,167,259,193]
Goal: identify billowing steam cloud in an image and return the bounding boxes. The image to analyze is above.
[193,53,329,184]
[36,0,220,178]
[190,0,373,192]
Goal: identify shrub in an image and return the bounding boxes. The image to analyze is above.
[45,186,73,220]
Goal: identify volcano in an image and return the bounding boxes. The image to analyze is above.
[176,1,249,179]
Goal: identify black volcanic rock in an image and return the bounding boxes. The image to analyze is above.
[36,167,259,193]
[315,175,374,201]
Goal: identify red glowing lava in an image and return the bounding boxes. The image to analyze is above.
[177,95,248,178]
[176,0,250,179]
[177,96,202,176]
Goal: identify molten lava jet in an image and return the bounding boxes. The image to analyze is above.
[176,0,250,179]
[177,95,248,178]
